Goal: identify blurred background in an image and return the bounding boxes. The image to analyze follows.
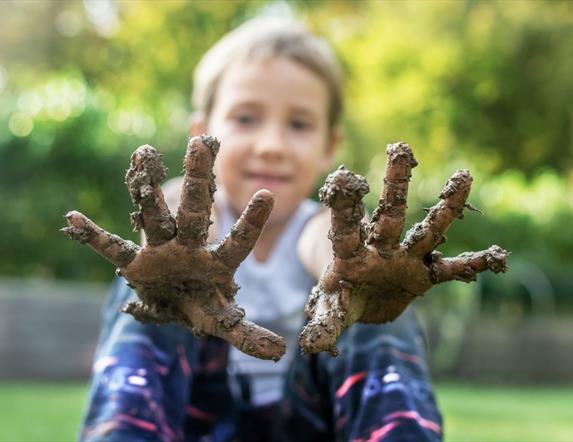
[0,0,572,440]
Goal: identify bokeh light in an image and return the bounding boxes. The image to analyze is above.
[0,65,7,94]
[8,112,33,137]
[55,9,83,38]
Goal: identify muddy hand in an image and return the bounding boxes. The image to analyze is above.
[299,142,509,355]
[62,135,285,361]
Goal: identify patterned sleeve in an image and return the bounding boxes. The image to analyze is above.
[79,278,196,441]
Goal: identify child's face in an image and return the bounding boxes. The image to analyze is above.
[196,57,339,225]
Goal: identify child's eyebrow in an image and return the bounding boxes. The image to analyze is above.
[289,106,319,119]
[227,100,320,120]
[228,101,262,111]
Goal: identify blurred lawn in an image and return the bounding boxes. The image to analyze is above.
[0,382,86,441]
[0,382,571,441]
[437,383,573,441]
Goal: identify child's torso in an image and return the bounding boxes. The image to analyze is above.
[216,194,320,406]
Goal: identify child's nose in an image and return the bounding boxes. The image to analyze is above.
[253,123,288,158]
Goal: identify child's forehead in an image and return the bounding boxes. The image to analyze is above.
[215,57,330,111]
[224,56,327,86]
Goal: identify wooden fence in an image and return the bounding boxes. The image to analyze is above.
[1,278,572,383]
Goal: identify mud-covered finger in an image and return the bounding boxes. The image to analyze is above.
[215,189,274,270]
[122,301,172,324]
[319,166,369,259]
[125,145,176,246]
[367,142,418,251]
[404,170,473,257]
[61,211,140,267]
[225,318,286,361]
[181,296,286,361]
[177,135,219,246]
[429,245,509,283]
[299,283,363,355]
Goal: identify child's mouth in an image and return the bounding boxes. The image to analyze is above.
[245,172,291,189]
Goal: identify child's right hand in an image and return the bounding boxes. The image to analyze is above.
[62,136,286,361]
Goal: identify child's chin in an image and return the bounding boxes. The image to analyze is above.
[268,200,303,225]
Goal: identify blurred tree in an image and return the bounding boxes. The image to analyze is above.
[0,0,572,312]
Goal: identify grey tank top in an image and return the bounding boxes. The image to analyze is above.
[215,193,320,406]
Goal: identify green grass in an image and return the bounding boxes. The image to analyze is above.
[438,383,573,442]
[0,382,87,441]
[0,382,571,441]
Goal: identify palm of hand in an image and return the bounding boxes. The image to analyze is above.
[300,143,508,355]
[63,136,285,361]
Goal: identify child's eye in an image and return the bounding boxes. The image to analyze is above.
[234,114,257,126]
[290,119,312,131]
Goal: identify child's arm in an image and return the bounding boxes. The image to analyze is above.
[297,208,333,280]
[298,142,509,355]
[298,204,373,279]
[63,135,285,361]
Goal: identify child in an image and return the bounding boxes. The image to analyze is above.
[77,17,446,441]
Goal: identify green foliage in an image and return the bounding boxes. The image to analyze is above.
[320,0,573,176]
[1,0,572,310]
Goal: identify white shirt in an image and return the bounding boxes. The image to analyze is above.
[216,194,319,406]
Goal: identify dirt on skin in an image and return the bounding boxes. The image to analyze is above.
[299,142,509,355]
[63,135,285,361]
[63,137,509,360]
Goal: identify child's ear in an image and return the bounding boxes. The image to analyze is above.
[322,127,343,171]
[189,112,207,137]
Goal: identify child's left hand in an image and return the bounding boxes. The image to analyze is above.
[299,142,509,355]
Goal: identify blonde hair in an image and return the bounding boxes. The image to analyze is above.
[192,17,344,127]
